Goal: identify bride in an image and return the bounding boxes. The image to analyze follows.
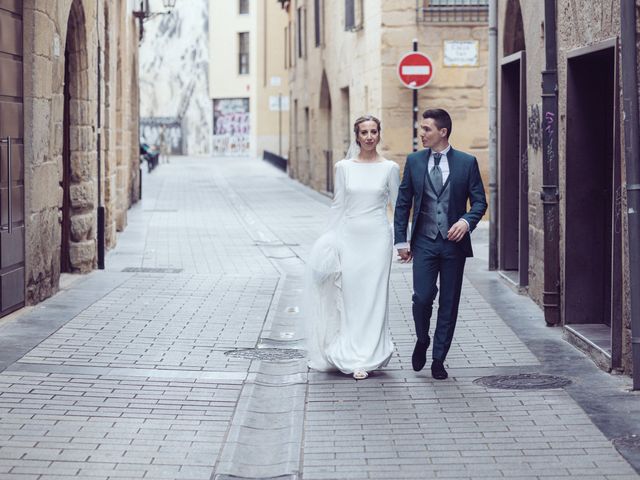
[305,115,400,380]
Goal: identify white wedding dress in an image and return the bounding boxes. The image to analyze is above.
[305,158,400,373]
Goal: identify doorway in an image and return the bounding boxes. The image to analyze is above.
[499,51,528,287]
[340,87,350,157]
[61,37,72,273]
[565,40,621,367]
[0,2,26,316]
[61,1,95,273]
[319,71,333,192]
[304,107,310,184]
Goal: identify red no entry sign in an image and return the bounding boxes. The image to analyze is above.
[397,51,434,89]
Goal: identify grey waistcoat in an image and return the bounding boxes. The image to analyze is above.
[418,173,451,240]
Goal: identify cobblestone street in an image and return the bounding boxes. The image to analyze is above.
[0,156,638,480]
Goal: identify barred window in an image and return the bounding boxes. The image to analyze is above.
[239,0,249,14]
[419,0,489,23]
[238,32,249,74]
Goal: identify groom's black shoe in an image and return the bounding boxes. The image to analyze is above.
[431,359,448,380]
[412,339,430,371]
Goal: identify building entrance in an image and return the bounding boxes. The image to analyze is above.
[0,2,26,316]
[565,40,622,368]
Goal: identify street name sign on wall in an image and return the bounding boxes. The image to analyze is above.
[397,51,434,89]
[443,40,479,67]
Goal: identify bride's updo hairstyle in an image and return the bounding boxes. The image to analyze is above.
[353,115,381,146]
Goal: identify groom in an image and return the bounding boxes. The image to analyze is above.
[394,109,487,380]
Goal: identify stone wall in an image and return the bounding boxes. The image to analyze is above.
[497,0,546,306]
[556,0,622,313]
[22,0,140,304]
[287,0,489,199]
[499,0,640,374]
[631,0,640,377]
[380,1,489,179]
[288,0,384,192]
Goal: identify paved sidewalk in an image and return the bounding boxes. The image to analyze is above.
[0,156,638,479]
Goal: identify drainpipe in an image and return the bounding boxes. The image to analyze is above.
[96,0,105,269]
[621,0,640,390]
[488,0,498,270]
[541,0,560,325]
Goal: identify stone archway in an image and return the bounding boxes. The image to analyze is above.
[115,4,129,232]
[499,0,528,286]
[129,53,140,204]
[503,0,525,56]
[102,0,118,249]
[319,71,333,192]
[61,0,97,273]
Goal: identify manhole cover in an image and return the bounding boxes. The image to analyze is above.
[613,435,640,451]
[224,348,306,361]
[473,373,572,390]
[122,267,183,273]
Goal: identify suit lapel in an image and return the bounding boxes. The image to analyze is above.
[447,147,461,188]
[445,147,461,213]
[437,174,451,198]
[416,148,430,196]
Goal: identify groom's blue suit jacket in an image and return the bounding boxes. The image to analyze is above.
[394,147,487,258]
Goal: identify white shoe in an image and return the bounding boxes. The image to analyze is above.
[353,369,368,380]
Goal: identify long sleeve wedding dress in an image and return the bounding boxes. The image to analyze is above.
[305,158,400,374]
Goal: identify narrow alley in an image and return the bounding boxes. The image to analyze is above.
[0,157,638,480]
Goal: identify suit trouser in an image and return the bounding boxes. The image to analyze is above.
[411,232,466,362]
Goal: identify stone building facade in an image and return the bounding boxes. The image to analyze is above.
[496,0,640,375]
[0,0,140,317]
[280,0,489,194]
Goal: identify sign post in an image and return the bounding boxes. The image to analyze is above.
[397,41,434,151]
[412,41,418,152]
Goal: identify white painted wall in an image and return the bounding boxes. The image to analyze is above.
[139,0,212,155]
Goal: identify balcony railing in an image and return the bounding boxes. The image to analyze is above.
[417,0,489,24]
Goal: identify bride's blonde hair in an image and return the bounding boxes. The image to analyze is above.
[353,115,381,146]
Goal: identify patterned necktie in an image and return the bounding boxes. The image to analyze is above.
[430,152,443,193]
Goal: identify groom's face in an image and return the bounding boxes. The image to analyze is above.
[419,118,447,150]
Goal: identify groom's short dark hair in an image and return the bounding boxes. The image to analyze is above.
[422,108,452,138]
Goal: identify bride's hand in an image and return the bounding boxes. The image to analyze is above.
[397,248,412,263]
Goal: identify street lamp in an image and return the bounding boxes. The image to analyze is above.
[133,0,177,42]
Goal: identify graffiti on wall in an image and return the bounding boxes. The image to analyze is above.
[212,98,250,155]
[140,117,183,155]
[528,104,542,152]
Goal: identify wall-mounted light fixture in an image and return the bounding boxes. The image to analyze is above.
[133,0,177,41]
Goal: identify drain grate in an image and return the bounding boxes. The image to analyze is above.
[224,347,306,361]
[215,476,297,480]
[122,267,183,273]
[613,435,640,452]
[473,373,572,390]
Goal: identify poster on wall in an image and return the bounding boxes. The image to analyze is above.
[212,98,250,155]
[140,117,183,155]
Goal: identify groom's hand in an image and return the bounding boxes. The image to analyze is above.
[447,220,469,242]
[397,248,412,263]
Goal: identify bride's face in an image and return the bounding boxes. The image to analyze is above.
[357,120,380,152]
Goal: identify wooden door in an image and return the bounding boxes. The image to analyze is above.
[0,0,25,315]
